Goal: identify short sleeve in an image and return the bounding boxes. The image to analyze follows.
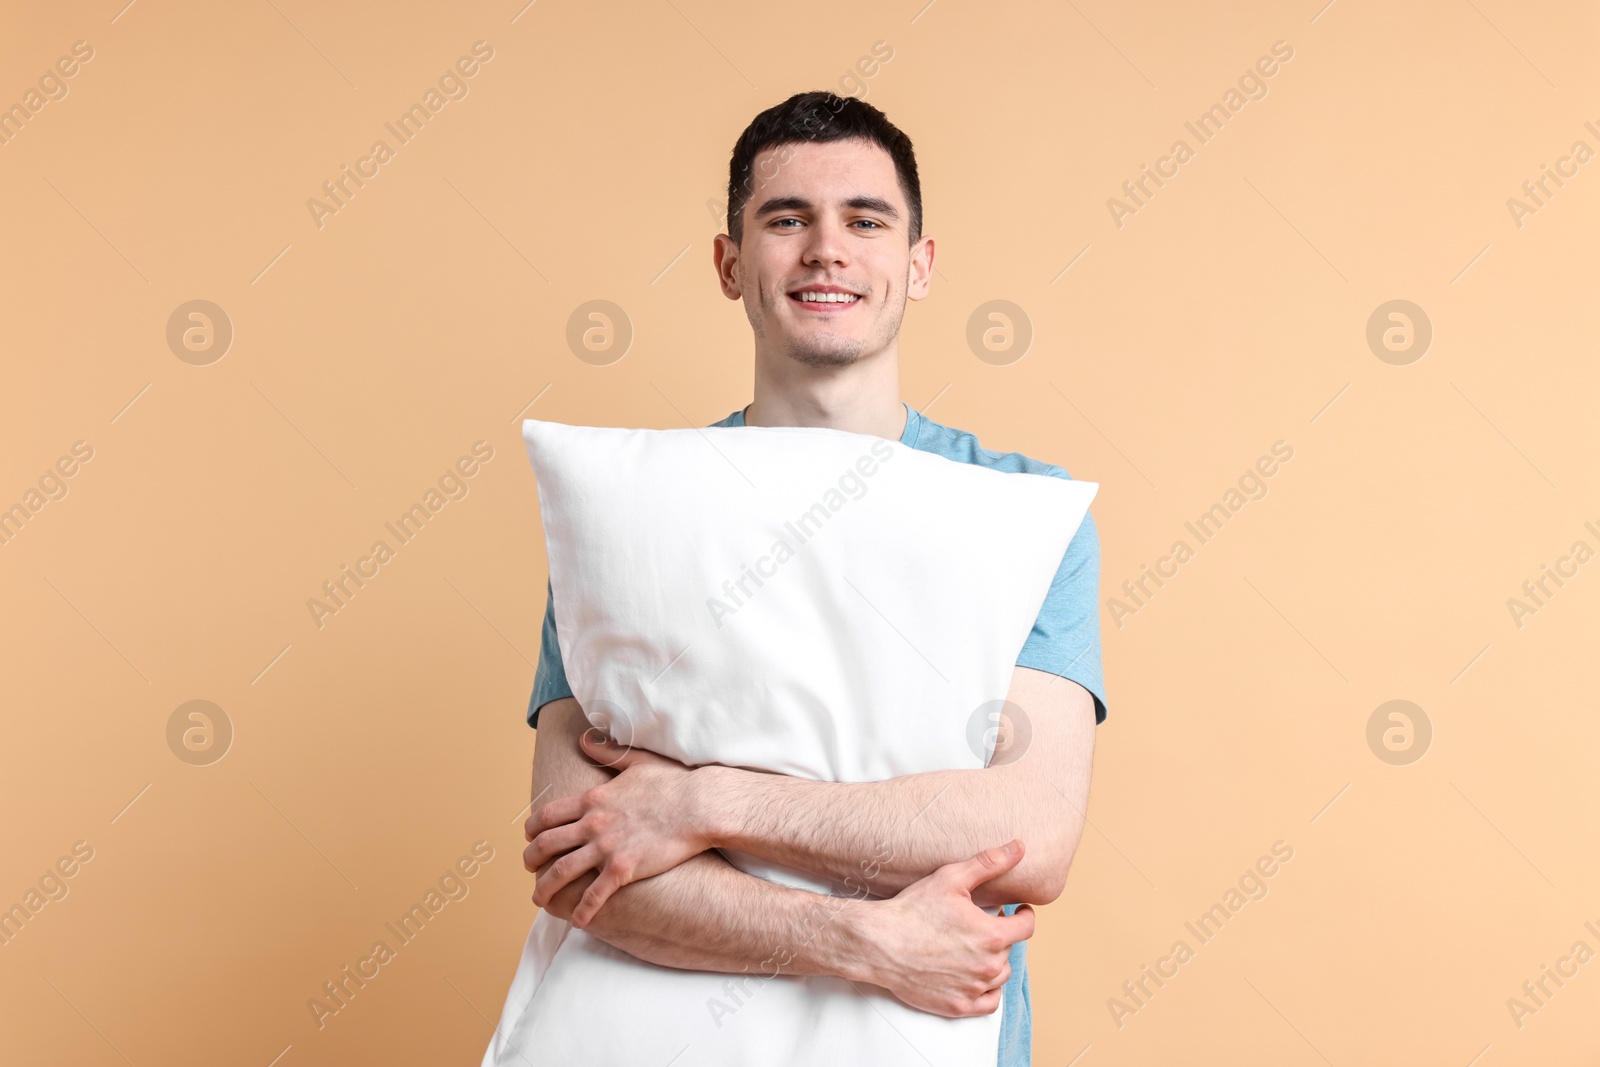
[1016,501,1108,724]
[528,578,574,729]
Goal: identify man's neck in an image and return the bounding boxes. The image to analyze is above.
[745,355,906,440]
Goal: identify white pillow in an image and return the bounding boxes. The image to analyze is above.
[483,418,1097,1067]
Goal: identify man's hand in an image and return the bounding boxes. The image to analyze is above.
[848,839,1036,1018]
[524,731,714,928]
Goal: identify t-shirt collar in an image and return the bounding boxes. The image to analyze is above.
[729,401,918,446]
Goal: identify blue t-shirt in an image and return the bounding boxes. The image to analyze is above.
[527,402,1107,1066]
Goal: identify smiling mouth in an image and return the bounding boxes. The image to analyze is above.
[788,291,862,310]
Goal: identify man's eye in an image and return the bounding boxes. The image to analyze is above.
[854,220,882,230]
[773,219,800,229]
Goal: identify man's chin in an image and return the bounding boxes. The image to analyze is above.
[785,346,862,369]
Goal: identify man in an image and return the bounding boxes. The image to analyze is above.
[520,90,1106,1064]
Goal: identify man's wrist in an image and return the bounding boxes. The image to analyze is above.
[793,894,883,986]
[692,763,745,849]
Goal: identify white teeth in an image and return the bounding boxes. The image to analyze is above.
[795,291,859,303]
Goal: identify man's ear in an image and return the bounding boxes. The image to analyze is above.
[712,233,743,300]
[906,234,935,301]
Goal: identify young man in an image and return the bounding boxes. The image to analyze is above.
[520,91,1106,1064]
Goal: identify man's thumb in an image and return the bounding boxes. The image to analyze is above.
[580,730,634,769]
[952,839,1025,892]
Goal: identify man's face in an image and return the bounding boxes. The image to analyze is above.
[717,137,932,370]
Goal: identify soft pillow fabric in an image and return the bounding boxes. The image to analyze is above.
[482,418,1098,1067]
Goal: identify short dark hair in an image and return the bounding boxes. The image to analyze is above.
[725,91,922,247]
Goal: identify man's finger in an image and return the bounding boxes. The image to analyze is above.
[526,795,586,840]
[994,903,1036,946]
[571,865,626,929]
[948,839,1026,893]
[983,959,1013,993]
[526,823,587,870]
[970,986,1005,1017]
[533,843,600,909]
[579,729,635,769]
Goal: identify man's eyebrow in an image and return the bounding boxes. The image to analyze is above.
[751,195,901,221]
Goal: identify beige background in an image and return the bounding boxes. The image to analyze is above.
[2,0,1597,1063]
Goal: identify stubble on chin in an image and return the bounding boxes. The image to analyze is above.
[786,334,864,368]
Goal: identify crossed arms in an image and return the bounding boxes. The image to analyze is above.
[522,664,1096,1018]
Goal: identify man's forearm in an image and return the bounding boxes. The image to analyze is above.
[704,763,1066,906]
[701,670,1098,908]
[550,849,875,981]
